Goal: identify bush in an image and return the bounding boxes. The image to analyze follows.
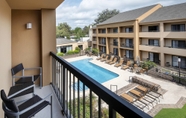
[66,50,74,55]
[73,50,79,54]
[141,60,156,70]
[75,47,81,52]
[56,52,64,56]
[92,48,99,55]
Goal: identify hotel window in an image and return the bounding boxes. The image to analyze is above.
[113,48,118,55]
[171,24,185,31]
[125,27,133,33]
[149,52,159,63]
[172,56,186,68]
[113,28,118,33]
[172,40,186,48]
[148,39,159,46]
[148,26,159,32]
[125,39,133,47]
[126,50,133,59]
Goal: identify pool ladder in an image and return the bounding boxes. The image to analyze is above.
[110,85,118,94]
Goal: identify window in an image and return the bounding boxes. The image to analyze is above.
[125,39,133,47]
[148,39,159,46]
[149,52,159,63]
[102,29,106,33]
[172,40,186,48]
[113,39,118,46]
[126,50,133,59]
[113,28,118,33]
[171,24,185,31]
[125,27,133,33]
[148,26,159,32]
[113,48,118,55]
[172,56,186,68]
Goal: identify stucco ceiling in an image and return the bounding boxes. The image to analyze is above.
[6,0,64,9]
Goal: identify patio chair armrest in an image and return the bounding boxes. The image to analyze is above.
[8,83,35,99]
[24,67,42,70]
[13,75,34,78]
[19,93,52,115]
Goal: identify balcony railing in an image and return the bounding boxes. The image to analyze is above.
[164,45,186,49]
[50,52,151,118]
[141,44,160,47]
[120,43,134,48]
[111,42,118,46]
[140,30,159,32]
[99,42,106,45]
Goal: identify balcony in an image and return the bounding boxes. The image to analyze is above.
[49,52,151,118]
[120,43,134,49]
[139,31,160,38]
[139,44,160,53]
[99,42,106,45]
[111,42,118,47]
[163,31,186,38]
[163,46,186,56]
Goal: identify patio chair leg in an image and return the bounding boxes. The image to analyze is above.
[51,95,53,118]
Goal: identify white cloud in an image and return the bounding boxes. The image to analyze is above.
[56,0,186,29]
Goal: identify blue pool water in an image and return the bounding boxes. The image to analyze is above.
[70,58,118,84]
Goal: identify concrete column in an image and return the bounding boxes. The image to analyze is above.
[118,37,121,57]
[106,37,109,54]
[134,20,139,61]
[160,22,165,66]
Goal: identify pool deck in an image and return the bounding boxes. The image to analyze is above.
[65,55,186,116]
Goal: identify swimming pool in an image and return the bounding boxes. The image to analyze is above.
[70,58,119,84]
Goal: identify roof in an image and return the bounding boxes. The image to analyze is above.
[141,2,186,23]
[98,4,158,25]
[56,38,76,45]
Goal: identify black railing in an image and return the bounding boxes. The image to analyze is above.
[120,43,134,48]
[50,52,151,118]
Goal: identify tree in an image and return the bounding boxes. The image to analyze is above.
[94,9,120,25]
[74,27,85,40]
[83,26,89,36]
[56,22,71,39]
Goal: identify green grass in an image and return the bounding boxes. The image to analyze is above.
[154,104,186,118]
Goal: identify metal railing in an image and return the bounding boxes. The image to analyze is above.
[50,52,151,118]
[164,45,186,49]
[141,44,160,47]
[120,43,134,48]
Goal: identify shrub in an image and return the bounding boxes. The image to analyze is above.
[141,60,156,70]
[92,48,99,55]
[73,50,79,54]
[56,52,64,56]
[66,50,74,55]
[75,47,81,52]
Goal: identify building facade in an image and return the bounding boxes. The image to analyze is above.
[92,2,186,69]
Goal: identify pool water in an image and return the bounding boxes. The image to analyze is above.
[70,58,119,84]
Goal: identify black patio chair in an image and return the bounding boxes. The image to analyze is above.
[1,89,52,118]
[11,63,42,88]
[8,82,35,99]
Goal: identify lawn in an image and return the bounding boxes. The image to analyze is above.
[154,104,186,118]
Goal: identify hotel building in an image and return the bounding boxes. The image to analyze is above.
[92,3,186,69]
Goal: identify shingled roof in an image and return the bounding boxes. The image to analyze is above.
[98,4,158,25]
[141,2,186,23]
[56,38,76,45]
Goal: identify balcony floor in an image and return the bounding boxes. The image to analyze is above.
[14,85,65,118]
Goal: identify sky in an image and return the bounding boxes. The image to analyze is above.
[56,0,186,29]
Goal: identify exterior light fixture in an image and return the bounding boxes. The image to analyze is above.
[26,23,32,29]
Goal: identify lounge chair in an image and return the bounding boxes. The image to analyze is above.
[114,59,124,67]
[96,54,104,60]
[121,61,131,70]
[109,57,118,65]
[120,93,135,103]
[105,56,114,63]
[100,55,109,62]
